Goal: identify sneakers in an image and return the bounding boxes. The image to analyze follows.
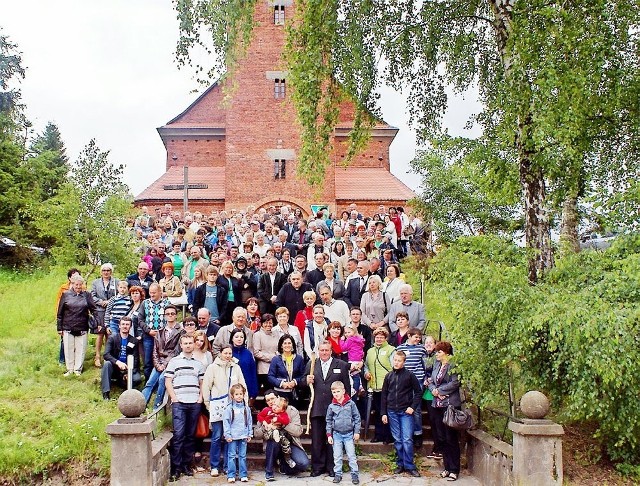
[265,473,275,481]
[63,371,73,377]
[102,392,110,400]
[211,468,219,477]
[228,478,236,483]
[240,478,249,482]
[333,475,342,483]
[427,451,443,459]
[73,371,82,376]
[351,474,360,484]
[440,470,450,478]
[446,473,458,481]
[285,458,296,468]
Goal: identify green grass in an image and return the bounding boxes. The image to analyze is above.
[0,268,120,481]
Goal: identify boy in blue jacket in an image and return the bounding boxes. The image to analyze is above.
[326,381,361,484]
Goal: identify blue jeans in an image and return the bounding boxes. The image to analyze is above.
[388,410,416,471]
[209,421,227,470]
[413,400,423,435]
[265,440,310,475]
[226,439,248,479]
[108,319,120,336]
[58,336,65,364]
[170,402,200,473]
[141,368,166,408]
[142,334,155,380]
[332,431,358,476]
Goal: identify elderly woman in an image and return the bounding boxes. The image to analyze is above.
[316,262,345,300]
[91,263,119,368]
[267,334,306,407]
[364,328,395,443]
[427,341,462,482]
[202,344,247,478]
[253,313,278,392]
[359,275,388,332]
[158,262,183,298]
[272,307,303,356]
[57,275,97,376]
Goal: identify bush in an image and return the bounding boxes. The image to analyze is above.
[426,235,640,463]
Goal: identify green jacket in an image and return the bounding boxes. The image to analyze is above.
[364,341,395,391]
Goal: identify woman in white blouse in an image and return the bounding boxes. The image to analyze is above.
[381,264,405,303]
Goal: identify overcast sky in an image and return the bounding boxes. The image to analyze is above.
[3,1,480,197]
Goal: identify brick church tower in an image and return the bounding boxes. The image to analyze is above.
[135,1,414,216]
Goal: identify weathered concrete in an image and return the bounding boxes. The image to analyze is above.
[106,417,156,486]
[467,428,513,485]
[509,419,564,485]
[151,430,173,486]
[117,389,147,418]
[520,390,550,419]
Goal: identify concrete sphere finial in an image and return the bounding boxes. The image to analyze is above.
[520,390,550,419]
[117,389,147,418]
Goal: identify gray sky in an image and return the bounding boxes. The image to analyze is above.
[3,1,480,196]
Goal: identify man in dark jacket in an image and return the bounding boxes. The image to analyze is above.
[257,257,286,314]
[101,316,142,400]
[275,271,313,325]
[304,342,352,478]
[141,304,184,409]
[381,351,422,477]
[126,262,154,298]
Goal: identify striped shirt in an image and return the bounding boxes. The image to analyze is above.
[395,343,428,385]
[104,295,132,326]
[165,353,205,403]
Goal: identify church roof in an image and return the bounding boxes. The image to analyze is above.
[135,166,225,202]
[334,167,415,201]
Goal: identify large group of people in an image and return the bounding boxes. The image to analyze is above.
[55,203,464,482]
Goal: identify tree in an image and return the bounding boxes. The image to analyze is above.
[174,0,639,282]
[35,139,138,275]
[28,122,69,198]
[0,30,26,137]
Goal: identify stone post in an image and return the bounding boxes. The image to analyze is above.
[508,391,564,486]
[106,389,155,486]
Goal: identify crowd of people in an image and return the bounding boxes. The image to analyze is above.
[54,203,463,483]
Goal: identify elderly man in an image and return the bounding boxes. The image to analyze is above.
[304,342,352,478]
[196,308,220,344]
[305,253,327,290]
[284,214,298,242]
[318,284,350,327]
[211,307,254,358]
[138,283,171,380]
[257,390,311,481]
[277,230,297,257]
[343,260,370,309]
[258,257,286,315]
[306,233,330,270]
[126,261,154,298]
[275,271,314,324]
[384,284,426,332]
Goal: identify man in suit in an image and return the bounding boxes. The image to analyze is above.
[277,230,297,257]
[275,271,314,324]
[304,342,352,477]
[257,257,286,314]
[101,316,142,400]
[292,219,313,257]
[284,214,298,242]
[343,260,370,309]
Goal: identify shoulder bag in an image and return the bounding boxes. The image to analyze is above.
[209,368,232,422]
[443,404,474,430]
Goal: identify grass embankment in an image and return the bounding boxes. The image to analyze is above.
[0,269,119,483]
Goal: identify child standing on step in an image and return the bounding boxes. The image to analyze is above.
[223,383,252,483]
[326,381,361,484]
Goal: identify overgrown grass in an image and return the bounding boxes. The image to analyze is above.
[0,268,120,481]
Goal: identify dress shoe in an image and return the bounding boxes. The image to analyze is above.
[393,467,404,474]
[370,437,382,443]
[102,392,110,400]
[328,471,335,477]
[408,469,421,477]
[310,471,324,477]
[413,434,423,449]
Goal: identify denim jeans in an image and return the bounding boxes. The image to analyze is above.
[387,409,416,471]
[209,421,227,470]
[170,402,200,473]
[141,368,166,408]
[332,431,358,476]
[108,319,120,336]
[142,334,155,380]
[226,439,248,479]
[413,400,423,435]
[265,440,310,475]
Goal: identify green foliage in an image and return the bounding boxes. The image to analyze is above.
[0,268,118,479]
[35,139,138,276]
[411,136,521,242]
[0,30,25,136]
[427,234,640,462]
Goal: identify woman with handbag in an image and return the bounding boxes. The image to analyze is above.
[201,344,247,478]
[427,341,462,482]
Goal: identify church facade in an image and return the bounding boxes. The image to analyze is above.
[135,1,414,216]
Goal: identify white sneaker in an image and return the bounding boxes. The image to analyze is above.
[227,478,236,483]
[73,371,82,376]
[211,468,219,477]
[240,478,249,482]
[286,458,296,468]
[63,371,73,377]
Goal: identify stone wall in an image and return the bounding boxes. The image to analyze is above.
[467,429,514,486]
[151,431,172,486]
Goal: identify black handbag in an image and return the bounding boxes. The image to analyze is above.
[443,405,474,430]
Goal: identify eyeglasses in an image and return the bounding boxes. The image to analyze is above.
[184,322,196,326]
